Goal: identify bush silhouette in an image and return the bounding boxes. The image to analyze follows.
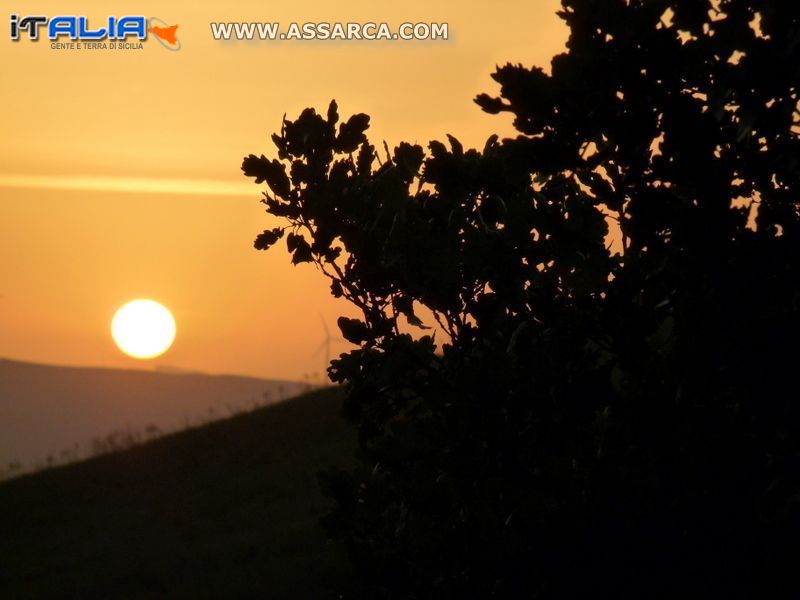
[244,0,800,596]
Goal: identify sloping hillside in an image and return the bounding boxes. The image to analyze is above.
[0,359,308,472]
[0,387,357,598]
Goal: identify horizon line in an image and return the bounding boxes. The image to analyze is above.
[0,355,307,384]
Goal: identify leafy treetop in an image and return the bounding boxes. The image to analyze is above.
[243,0,800,596]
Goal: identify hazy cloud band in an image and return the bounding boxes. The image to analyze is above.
[0,173,254,197]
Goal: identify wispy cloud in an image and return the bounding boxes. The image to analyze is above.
[0,173,255,197]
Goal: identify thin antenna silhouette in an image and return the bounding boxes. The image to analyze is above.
[313,313,345,382]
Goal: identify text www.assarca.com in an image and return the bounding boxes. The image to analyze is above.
[210,21,448,41]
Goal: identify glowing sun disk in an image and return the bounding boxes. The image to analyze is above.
[111,299,176,359]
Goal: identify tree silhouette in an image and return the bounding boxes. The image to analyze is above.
[244,0,800,596]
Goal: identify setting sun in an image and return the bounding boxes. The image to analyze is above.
[111,299,176,359]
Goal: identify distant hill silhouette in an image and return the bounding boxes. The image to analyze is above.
[0,359,308,472]
[0,387,355,598]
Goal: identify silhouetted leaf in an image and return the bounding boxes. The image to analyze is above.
[357,143,375,176]
[336,113,371,153]
[475,93,507,114]
[253,227,284,250]
[337,317,370,344]
[393,142,424,182]
[446,134,463,157]
[241,154,291,198]
[285,232,313,263]
[327,99,339,126]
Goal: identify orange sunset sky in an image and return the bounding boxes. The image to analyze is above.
[0,1,566,380]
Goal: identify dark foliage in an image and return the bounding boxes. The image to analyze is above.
[244,0,800,596]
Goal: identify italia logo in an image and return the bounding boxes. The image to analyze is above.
[9,14,181,50]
